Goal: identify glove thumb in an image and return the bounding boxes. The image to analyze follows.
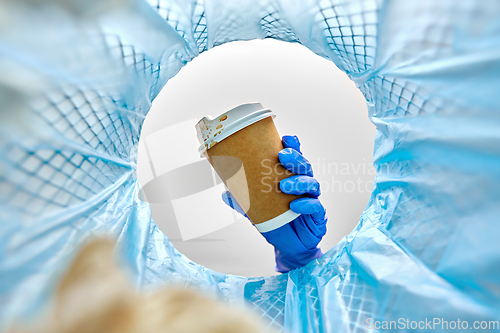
[221,191,250,220]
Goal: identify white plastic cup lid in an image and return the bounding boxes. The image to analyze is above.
[195,102,275,157]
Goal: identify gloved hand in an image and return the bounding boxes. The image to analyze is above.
[222,135,327,273]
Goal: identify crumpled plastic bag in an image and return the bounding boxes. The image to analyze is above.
[1,0,499,332]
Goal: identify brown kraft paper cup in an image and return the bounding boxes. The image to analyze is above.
[200,110,300,227]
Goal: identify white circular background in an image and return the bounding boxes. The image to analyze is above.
[138,39,375,277]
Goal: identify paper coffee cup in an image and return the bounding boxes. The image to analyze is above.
[195,102,301,233]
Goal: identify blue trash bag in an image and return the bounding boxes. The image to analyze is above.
[0,0,499,332]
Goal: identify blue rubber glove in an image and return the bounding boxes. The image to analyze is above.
[222,135,327,273]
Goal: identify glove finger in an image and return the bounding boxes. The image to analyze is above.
[282,135,301,154]
[278,148,313,177]
[221,191,249,219]
[280,175,321,198]
[290,197,327,225]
